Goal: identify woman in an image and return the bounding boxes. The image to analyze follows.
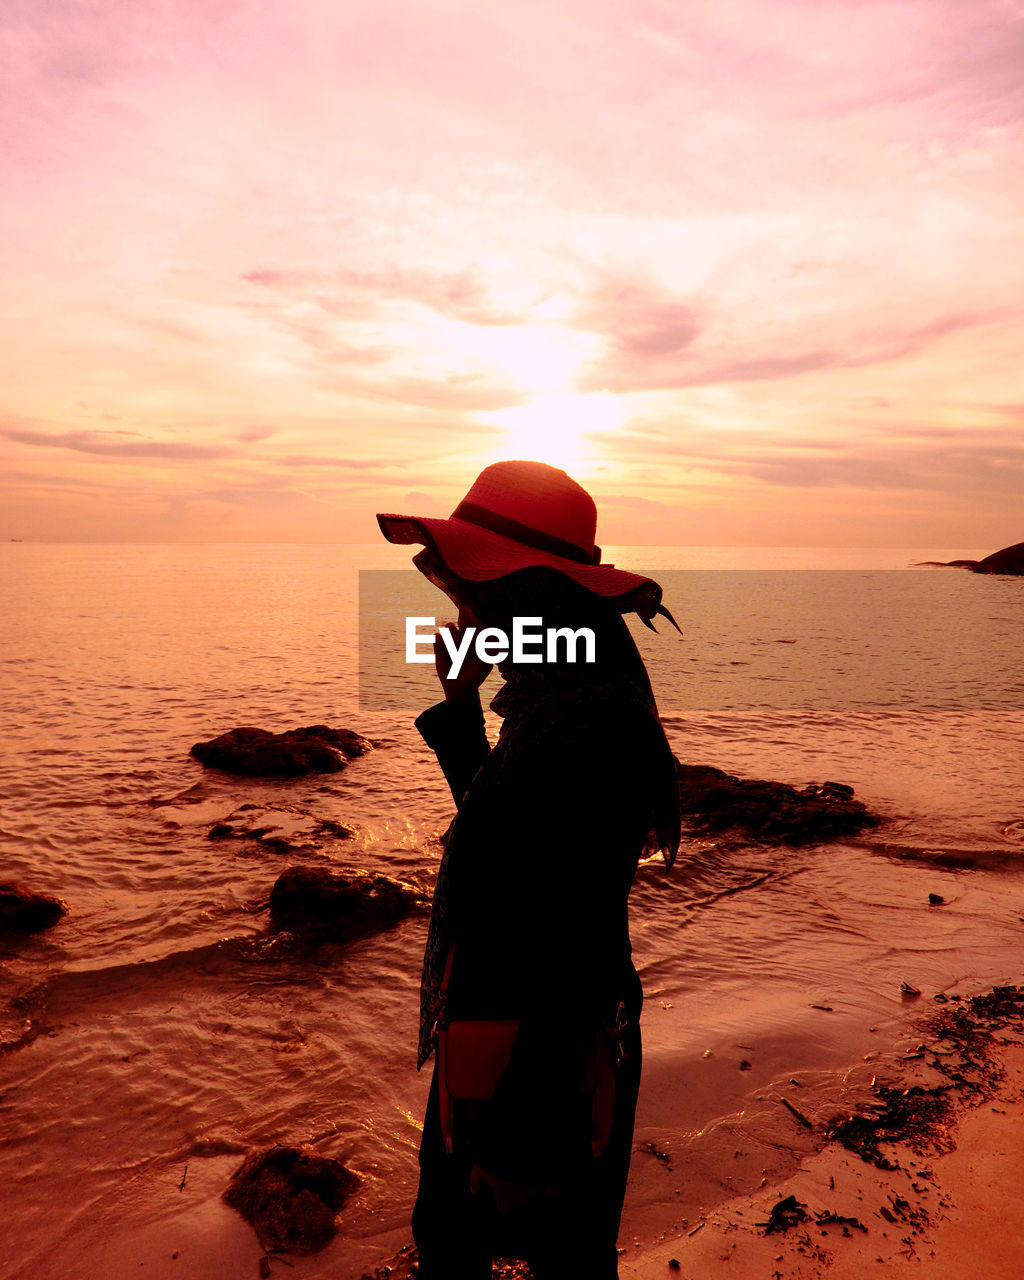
[377,460,680,1278]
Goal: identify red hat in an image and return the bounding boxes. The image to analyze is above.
[377,459,677,627]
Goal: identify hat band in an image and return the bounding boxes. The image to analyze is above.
[451,500,601,566]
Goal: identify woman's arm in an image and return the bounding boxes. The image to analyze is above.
[414,621,493,807]
[415,691,491,808]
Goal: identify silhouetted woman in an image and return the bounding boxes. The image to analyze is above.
[377,460,680,1279]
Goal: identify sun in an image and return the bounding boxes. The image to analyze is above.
[478,391,626,473]
[423,314,627,472]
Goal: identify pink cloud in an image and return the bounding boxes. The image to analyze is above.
[0,426,232,460]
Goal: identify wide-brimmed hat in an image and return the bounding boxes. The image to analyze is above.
[376,459,678,628]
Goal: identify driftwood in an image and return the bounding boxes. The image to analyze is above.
[757,1195,810,1234]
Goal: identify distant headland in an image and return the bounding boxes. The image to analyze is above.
[916,539,1024,575]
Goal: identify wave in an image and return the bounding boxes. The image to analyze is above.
[859,838,1024,871]
[1,932,335,1044]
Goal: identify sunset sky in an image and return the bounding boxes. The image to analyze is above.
[2,0,1023,545]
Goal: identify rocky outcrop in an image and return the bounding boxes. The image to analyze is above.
[0,883,69,934]
[207,804,355,851]
[268,865,423,944]
[675,761,879,845]
[223,1144,360,1253]
[973,540,1024,575]
[916,540,1024,575]
[189,726,372,777]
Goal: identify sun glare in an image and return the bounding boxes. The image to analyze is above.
[424,317,598,393]
[478,391,626,472]
[399,312,627,473]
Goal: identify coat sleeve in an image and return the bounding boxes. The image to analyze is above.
[414,692,491,808]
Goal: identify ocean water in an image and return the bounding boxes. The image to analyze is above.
[2,543,1023,1278]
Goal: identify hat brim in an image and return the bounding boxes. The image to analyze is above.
[376,512,662,613]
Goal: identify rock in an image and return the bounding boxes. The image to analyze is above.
[223,1144,359,1253]
[206,804,355,851]
[674,761,879,845]
[916,541,1024,574]
[0,882,69,934]
[190,725,373,777]
[972,540,1024,575]
[268,865,422,944]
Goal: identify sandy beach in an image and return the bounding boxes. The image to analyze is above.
[619,992,1024,1280]
[381,981,1024,1280]
[65,980,1023,1280]
[619,1059,1024,1280]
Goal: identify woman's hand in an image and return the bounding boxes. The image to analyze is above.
[433,617,491,704]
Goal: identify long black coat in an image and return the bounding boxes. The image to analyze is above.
[415,680,664,1185]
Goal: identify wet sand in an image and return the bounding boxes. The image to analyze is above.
[622,986,1024,1280]
[623,1044,1024,1280]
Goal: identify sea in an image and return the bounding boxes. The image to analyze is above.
[2,542,1023,1279]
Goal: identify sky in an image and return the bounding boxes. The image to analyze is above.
[2,0,1023,546]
